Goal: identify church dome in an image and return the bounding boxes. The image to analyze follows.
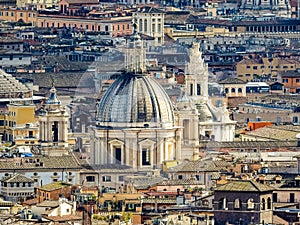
[96,73,175,128]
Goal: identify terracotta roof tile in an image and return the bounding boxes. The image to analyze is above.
[215,180,274,192]
[37,182,72,192]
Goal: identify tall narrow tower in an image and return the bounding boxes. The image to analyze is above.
[38,86,69,156]
[185,42,208,102]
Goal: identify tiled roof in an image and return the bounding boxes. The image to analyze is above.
[128,176,164,190]
[0,69,30,96]
[43,214,82,222]
[14,71,90,90]
[243,126,299,141]
[0,155,82,171]
[201,140,298,149]
[36,200,60,208]
[219,78,246,84]
[215,180,274,192]
[168,159,230,173]
[83,164,136,173]
[37,182,72,192]
[236,59,262,65]
[23,198,39,206]
[1,173,34,183]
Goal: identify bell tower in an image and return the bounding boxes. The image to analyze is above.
[185,42,208,102]
[38,85,69,156]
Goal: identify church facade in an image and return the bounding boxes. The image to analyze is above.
[90,33,236,170]
[177,43,236,159]
[90,29,182,170]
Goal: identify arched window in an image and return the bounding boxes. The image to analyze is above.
[234,198,242,210]
[144,19,147,33]
[261,198,266,210]
[267,197,271,209]
[139,19,143,32]
[219,198,228,210]
[238,88,243,93]
[225,88,229,94]
[231,88,236,93]
[247,198,254,209]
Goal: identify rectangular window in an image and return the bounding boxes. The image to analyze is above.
[253,66,257,70]
[283,78,288,83]
[86,176,95,182]
[197,84,201,96]
[119,176,124,181]
[142,148,151,165]
[290,193,295,202]
[102,176,111,182]
[296,79,300,83]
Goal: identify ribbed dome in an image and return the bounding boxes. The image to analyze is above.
[96,73,175,128]
[0,69,30,97]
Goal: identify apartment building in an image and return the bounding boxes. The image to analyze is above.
[0,8,37,25]
[236,57,300,82]
[133,6,164,46]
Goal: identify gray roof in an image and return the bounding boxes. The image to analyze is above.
[168,159,230,173]
[1,174,34,183]
[0,69,30,95]
[0,155,82,171]
[128,176,164,190]
[219,78,246,84]
[96,73,175,128]
[215,180,274,192]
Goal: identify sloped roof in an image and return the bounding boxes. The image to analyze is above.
[128,176,164,190]
[215,180,274,192]
[1,173,34,183]
[243,126,299,141]
[168,159,230,173]
[0,155,82,171]
[37,200,60,208]
[219,78,246,84]
[37,182,72,192]
[0,69,30,96]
